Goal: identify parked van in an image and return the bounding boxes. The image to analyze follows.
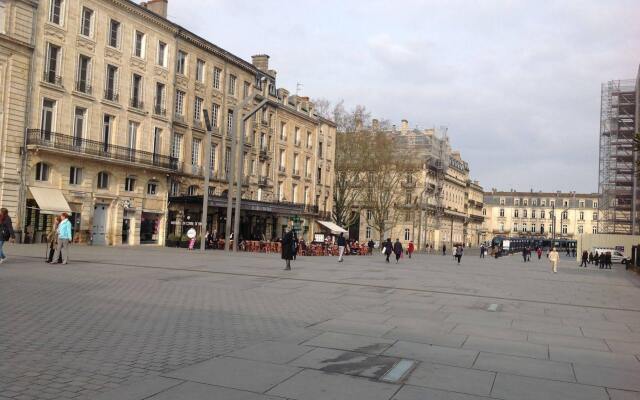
[591,248,628,264]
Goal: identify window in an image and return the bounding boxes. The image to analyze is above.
[147,181,158,195]
[124,176,135,192]
[404,228,410,241]
[579,200,585,208]
[131,74,143,108]
[0,2,5,34]
[531,210,536,218]
[102,114,113,151]
[499,223,505,232]
[133,30,145,58]
[176,50,187,75]
[563,200,568,207]
[522,223,527,232]
[73,107,86,146]
[45,43,61,84]
[152,128,161,159]
[523,209,527,218]
[279,149,286,170]
[593,201,598,208]
[540,224,545,233]
[317,167,322,185]
[561,211,568,220]
[294,127,301,146]
[213,67,221,89]
[49,0,63,25]
[593,212,598,221]
[514,199,520,206]
[105,64,118,101]
[227,110,233,133]
[578,225,584,234]
[592,226,597,234]
[293,154,299,175]
[307,131,313,148]
[305,157,311,177]
[278,182,285,202]
[108,19,121,48]
[499,198,505,205]
[194,97,203,121]
[224,147,231,178]
[318,142,323,158]
[532,199,537,206]
[187,185,198,196]
[80,7,93,37]
[562,225,568,234]
[97,171,109,189]
[550,200,555,207]
[579,211,584,220]
[499,208,505,217]
[228,74,236,95]
[541,210,545,219]
[76,54,91,93]
[292,184,298,203]
[196,59,205,82]
[210,144,217,171]
[514,210,519,218]
[191,138,201,166]
[174,90,185,116]
[171,133,182,161]
[280,122,287,140]
[243,81,250,98]
[482,208,486,216]
[35,162,50,181]
[154,83,166,114]
[523,199,528,206]
[157,41,167,67]
[531,224,536,233]
[127,121,138,153]
[366,210,373,220]
[170,180,180,196]
[541,200,546,206]
[366,227,372,239]
[210,103,219,128]
[513,224,518,232]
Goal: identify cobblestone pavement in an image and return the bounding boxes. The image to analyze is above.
[1,244,639,400]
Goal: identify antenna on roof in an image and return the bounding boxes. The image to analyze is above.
[296,82,303,95]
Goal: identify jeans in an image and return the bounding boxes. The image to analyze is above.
[0,240,5,259]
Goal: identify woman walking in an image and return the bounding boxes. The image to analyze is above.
[0,208,16,264]
[393,239,403,264]
[455,245,463,264]
[548,247,559,273]
[46,216,61,263]
[50,213,72,264]
[282,225,295,270]
[383,238,393,263]
[407,241,414,259]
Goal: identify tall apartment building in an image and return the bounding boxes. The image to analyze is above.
[483,190,599,239]
[357,120,485,248]
[16,0,335,245]
[598,70,640,235]
[0,0,37,233]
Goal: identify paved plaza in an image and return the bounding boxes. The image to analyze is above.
[1,244,640,400]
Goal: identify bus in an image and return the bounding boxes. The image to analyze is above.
[490,236,576,256]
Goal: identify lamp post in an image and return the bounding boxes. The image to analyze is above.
[200,109,214,252]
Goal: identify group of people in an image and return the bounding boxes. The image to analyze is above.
[46,213,73,264]
[521,247,544,262]
[580,250,613,269]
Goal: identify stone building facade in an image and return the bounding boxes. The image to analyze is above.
[356,121,485,249]
[19,0,335,246]
[483,190,600,240]
[0,0,37,239]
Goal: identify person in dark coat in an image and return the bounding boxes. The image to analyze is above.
[442,244,447,256]
[605,252,612,269]
[0,207,16,264]
[580,250,588,268]
[281,226,295,270]
[367,240,375,255]
[383,238,393,263]
[393,239,403,264]
[522,248,528,263]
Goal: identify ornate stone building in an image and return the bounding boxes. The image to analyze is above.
[356,120,485,249]
[18,0,335,245]
[0,0,37,239]
[483,190,600,240]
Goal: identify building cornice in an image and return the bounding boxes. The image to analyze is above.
[485,191,599,198]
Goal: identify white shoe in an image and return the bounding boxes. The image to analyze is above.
[0,258,4,264]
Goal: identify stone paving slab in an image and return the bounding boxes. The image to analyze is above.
[463,336,549,359]
[266,369,399,400]
[491,373,609,400]
[606,339,640,355]
[290,347,399,379]
[384,326,469,348]
[573,364,640,392]
[92,376,183,400]
[302,331,396,354]
[383,341,479,368]
[452,324,528,341]
[526,332,610,352]
[608,389,640,400]
[406,362,495,396]
[226,341,313,364]
[549,345,640,370]
[392,385,493,400]
[147,381,281,400]
[163,357,300,393]
[311,318,395,337]
[472,352,575,382]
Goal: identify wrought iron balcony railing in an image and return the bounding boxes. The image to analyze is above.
[104,89,119,102]
[75,81,92,95]
[27,129,178,170]
[43,71,63,87]
[130,98,144,110]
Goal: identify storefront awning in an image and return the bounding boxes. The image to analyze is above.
[317,220,348,234]
[29,187,72,215]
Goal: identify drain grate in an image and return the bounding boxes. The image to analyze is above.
[380,359,417,383]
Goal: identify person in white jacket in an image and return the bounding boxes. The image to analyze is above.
[548,247,559,273]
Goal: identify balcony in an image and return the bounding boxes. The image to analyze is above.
[278,165,287,174]
[174,114,186,125]
[193,119,204,130]
[75,80,92,95]
[42,71,63,87]
[258,176,272,187]
[292,169,301,177]
[259,148,270,160]
[104,89,119,102]
[26,129,178,171]
[153,104,167,117]
[130,98,144,110]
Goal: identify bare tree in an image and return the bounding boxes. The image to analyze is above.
[333,131,366,227]
[312,98,331,120]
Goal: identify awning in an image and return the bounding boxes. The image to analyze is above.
[317,220,348,234]
[29,187,72,215]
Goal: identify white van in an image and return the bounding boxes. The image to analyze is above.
[591,248,628,264]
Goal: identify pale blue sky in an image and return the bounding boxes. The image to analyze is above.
[169,0,640,193]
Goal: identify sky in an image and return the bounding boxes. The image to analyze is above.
[169,0,640,193]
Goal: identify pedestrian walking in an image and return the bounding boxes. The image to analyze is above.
[282,225,295,270]
[599,252,606,269]
[383,238,393,263]
[337,232,346,263]
[536,247,542,260]
[407,241,414,259]
[50,213,71,264]
[455,245,463,264]
[367,239,374,255]
[480,244,486,258]
[580,250,588,268]
[588,251,594,264]
[393,239,403,264]
[46,216,61,263]
[442,244,446,256]
[548,247,559,273]
[522,248,528,263]
[0,208,16,264]
[594,251,599,267]
[605,252,612,269]
[187,227,196,250]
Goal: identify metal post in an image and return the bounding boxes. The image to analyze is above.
[200,110,213,252]
[224,109,236,252]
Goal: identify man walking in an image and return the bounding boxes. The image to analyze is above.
[50,213,72,264]
[337,233,346,263]
[367,239,374,255]
[383,238,393,263]
[580,250,589,268]
[480,244,486,258]
[548,247,559,273]
[442,244,446,256]
[282,225,295,270]
[393,239,403,264]
[455,245,463,264]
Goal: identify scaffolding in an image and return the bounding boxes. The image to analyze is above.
[598,78,639,235]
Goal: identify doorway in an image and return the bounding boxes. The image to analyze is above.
[92,204,108,245]
[122,218,131,245]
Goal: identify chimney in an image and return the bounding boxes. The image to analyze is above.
[277,88,289,105]
[141,0,168,18]
[401,119,409,133]
[372,119,380,131]
[251,54,270,72]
